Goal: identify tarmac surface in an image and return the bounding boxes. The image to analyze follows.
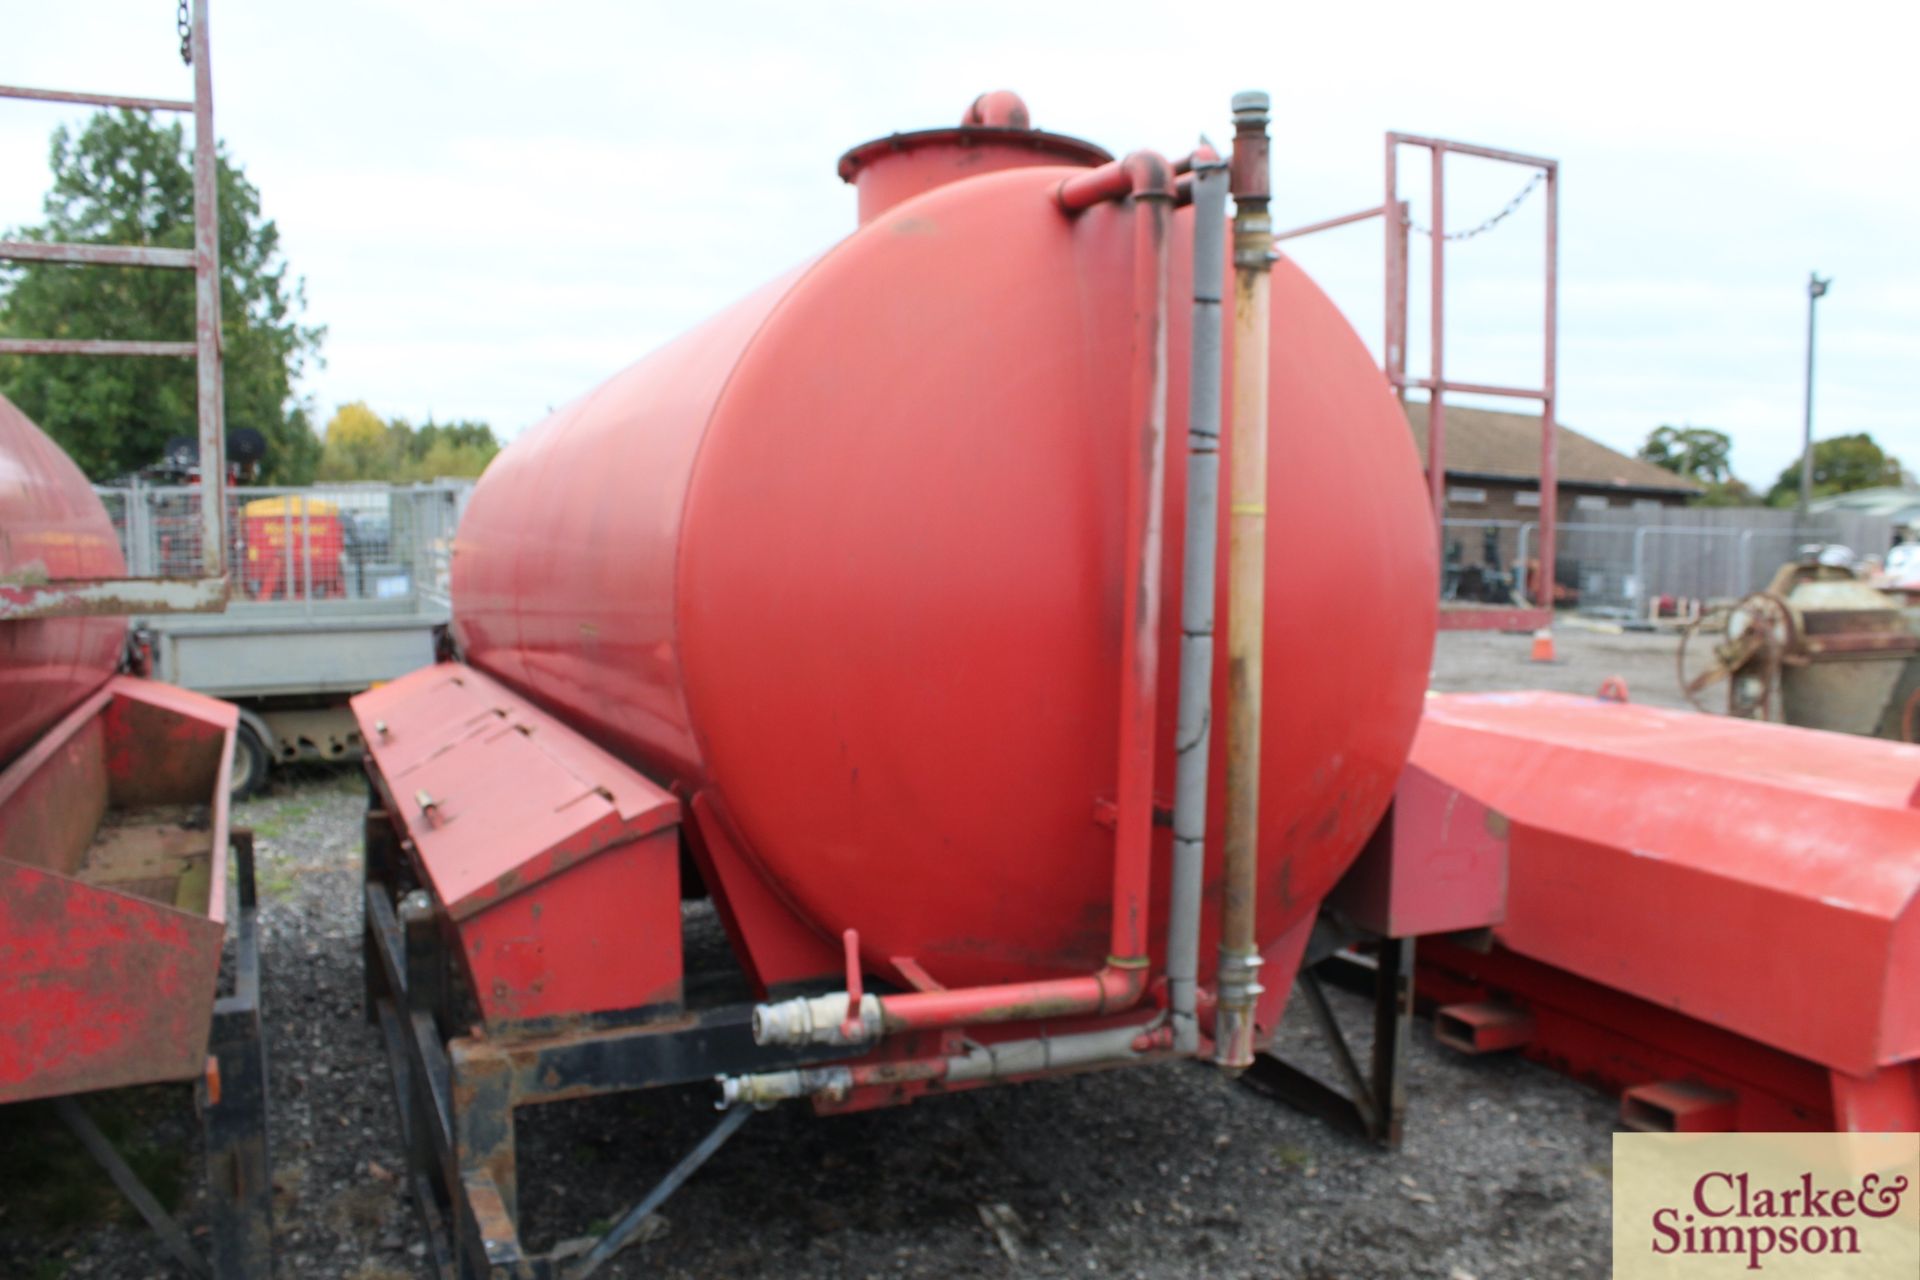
[2,622,1684,1279]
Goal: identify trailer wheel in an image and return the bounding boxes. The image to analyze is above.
[230,721,271,800]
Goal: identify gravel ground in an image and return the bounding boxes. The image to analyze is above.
[4,625,1682,1278]
[1430,620,1692,711]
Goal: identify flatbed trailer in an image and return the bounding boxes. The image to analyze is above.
[101,479,469,794]
[140,599,447,793]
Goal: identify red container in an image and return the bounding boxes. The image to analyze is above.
[452,99,1436,1009]
[0,394,128,768]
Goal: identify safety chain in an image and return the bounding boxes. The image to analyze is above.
[177,0,192,65]
[1406,169,1544,241]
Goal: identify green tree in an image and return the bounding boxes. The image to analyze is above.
[316,403,498,482]
[317,401,401,481]
[1766,432,1907,506]
[397,418,499,481]
[1693,477,1760,508]
[1639,424,1734,485]
[0,110,323,482]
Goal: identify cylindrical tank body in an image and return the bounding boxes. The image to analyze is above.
[0,393,128,767]
[454,99,1437,1001]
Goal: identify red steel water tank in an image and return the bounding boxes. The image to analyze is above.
[0,394,128,767]
[453,96,1437,1000]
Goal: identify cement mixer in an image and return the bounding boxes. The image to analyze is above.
[355,89,1468,1276]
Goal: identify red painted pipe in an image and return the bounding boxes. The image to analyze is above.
[879,967,1147,1034]
[870,152,1174,1038]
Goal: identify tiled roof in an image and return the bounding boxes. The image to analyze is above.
[1403,400,1704,495]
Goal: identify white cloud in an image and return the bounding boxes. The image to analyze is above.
[4,0,1914,484]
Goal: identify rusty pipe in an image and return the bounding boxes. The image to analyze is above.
[756,154,1173,1050]
[1216,91,1273,1073]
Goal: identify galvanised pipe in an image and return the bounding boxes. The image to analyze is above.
[722,1020,1168,1108]
[1168,150,1230,1056]
[1216,91,1273,1073]
[756,150,1175,1049]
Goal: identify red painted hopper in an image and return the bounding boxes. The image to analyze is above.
[0,675,238,1102]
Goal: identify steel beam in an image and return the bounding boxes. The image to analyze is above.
[0,240,196,269]
[0,83,194,113]
[0,575,228,620]
[0,338,198,357]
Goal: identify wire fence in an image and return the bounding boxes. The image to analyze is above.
[93,480,473,614]
[1440,508,1900,619]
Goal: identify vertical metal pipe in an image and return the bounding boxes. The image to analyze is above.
[1799,272,1829,521]
[1383,140,1403,403]
[1427,146,1447,549]
[1538,166,1559,612]
[191,0,227,581]
[1108,156,1174,967]
[1216,91,1272,1072]
[1168,153,1229,1055]
[1390,200,1410,410]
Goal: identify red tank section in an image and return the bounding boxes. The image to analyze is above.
[0,394,128,768]
[452,98,1436,1002]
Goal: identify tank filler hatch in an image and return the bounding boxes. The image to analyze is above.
[836,90,1112,225]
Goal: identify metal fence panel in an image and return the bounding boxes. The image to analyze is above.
[1437,506,1899,618]
[93,480,474,615]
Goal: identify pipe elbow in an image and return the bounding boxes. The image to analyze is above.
[1096,961,1151,1013]
[1119,150,1174,201]
[1055,149,1174,212]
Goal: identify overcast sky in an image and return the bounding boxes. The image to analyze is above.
[5,1,1914,488]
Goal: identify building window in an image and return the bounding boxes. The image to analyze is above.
[1514,490,1541,508]
[1575,495,1610,512]
[1448,486,1487,505]
[1633,498,1663,511]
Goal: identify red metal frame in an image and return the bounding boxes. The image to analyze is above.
[1275,132,1559,631]
[0,0,227,619]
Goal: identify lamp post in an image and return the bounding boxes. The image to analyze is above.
[1799,272,1831,520]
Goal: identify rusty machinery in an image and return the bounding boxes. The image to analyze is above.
[1678,555,1920,739]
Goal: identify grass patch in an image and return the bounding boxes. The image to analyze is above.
[255,860,301,900]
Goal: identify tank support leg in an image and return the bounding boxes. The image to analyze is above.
[1240,936,1413,1149]
[451,1041,524,1276]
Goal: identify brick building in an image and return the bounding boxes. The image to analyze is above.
[1404,400,1702,577]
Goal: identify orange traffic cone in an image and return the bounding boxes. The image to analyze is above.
[1529,627,1556,663]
